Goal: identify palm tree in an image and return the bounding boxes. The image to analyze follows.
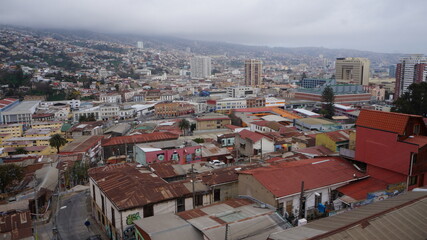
[49,134,67,153]
[179,119,190,136]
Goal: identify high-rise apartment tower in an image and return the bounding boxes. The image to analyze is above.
[190,56,211,79]
[245,59,262,86]
[395,54,427,99]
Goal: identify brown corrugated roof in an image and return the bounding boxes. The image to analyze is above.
[60,135,104,153]
[102,132,179,147]
[89,163,202,211]
[356,109,421,135]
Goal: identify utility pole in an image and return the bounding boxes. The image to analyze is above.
[191,164,196,209]
[298,181,305,222]
[225,223,229,240]
[33,175,39,240]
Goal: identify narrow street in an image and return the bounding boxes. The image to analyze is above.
[56,190,105,240]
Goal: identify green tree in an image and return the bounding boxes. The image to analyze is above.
[79,115,88,122]
[179,119,190,135]
[67,89,81,100]
[14,147,28,155]
[392,82,427,117]
[49,134,67,153]
[321,86,335,119]
[193,138,204,143]
[0,164,24,193]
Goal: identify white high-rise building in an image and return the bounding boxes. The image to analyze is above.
[137,41,144,49]
[395,54,427,99]
[190,56,211,79]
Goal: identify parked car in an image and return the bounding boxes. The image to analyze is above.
[209,160,225,166]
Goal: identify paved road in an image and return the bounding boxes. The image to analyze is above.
[57,190,93,240]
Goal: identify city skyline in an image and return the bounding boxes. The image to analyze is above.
[1,0,427,54]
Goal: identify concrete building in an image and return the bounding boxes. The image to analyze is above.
[134,139,202,165]
[100,93,122,104]
[39,99,81,110]
[1,101,40,124]
[335,58,370,85]
[154,102,195,118]
[195,113,231,131]
[0,98,20,124]
[245,59,262,86]
[190,56,211,79]
[226,86,256,98]
[394,54,427,99]
[206,98,247,113]
[137,41,144,49]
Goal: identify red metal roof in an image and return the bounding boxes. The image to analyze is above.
[336,178,388,201]
[403,135,427,148]
[238,129,266,143]
[240,157,367,197]
[356,110,421,135]
[102,132,179,147]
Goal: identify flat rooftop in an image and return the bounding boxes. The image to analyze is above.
[3,101,40,114]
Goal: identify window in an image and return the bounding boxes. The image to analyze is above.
[315,193,322,207]
[111,207,115,227]
[177,198,185,212]
[101,195,105,214]
[409,176,418,186]
[92,185,96,202]
[214,189,221,202]
[20,212,27,224]
[414,124,420,135]
[143,205,153,218]
[195,194,203,207]
[411,153,418,165]
[278,202,284,215]
[286,200,293,216]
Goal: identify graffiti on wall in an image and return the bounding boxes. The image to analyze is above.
[126,212,141,225]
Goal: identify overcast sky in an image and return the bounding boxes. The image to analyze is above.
[1,0,426,54]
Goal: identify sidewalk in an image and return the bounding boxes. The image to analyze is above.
[85,192,110,240]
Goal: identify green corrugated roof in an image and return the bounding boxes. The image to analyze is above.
[61,123,72,132]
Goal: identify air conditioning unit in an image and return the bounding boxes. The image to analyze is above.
[298,218,307,226]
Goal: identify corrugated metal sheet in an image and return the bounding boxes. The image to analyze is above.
[101,132,179,147]
[269,191,427,240]
[89,163,206,211]
[356,109,420,135]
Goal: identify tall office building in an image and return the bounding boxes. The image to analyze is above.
[137,41,144,49]
[190,56,211,79]
[245,59,262,86]
[335,58,370,86]
[395,54,427,99]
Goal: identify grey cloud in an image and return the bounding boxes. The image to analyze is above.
[0,0,426,53]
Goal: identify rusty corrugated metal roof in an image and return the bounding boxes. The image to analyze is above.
[102,132,179,147]
[89,163,204,211]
